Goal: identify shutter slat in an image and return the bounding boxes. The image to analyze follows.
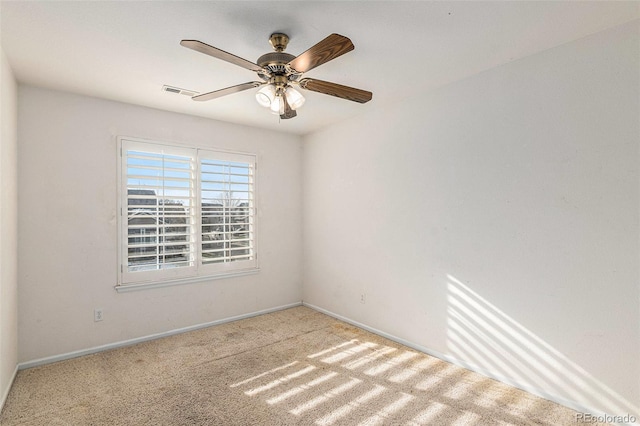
[202,254,253,262]
[128,164,192,173]
[127,175,193,184]
[202,239,252,246]
[201,173,253,179]
[128,153,192,163]
[128,253,193,261]
[202,246,253,255]
[128,241,195,249]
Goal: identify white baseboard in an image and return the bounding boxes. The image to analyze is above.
[302,302,637,426]
[19,302,302,370]
[1,364,18,413]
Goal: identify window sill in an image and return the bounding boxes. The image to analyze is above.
[115,268,260,293]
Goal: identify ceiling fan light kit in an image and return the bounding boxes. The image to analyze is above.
[180,32,372,120]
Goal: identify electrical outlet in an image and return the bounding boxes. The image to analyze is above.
[94,309,103,322]
[360,293,366,304]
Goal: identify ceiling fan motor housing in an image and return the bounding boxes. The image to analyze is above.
[257,33,300,82]
[257,52,296,76]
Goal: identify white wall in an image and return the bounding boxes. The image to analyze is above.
[18,87,303,363]
[0,48,19,408]
[303,20,639,418]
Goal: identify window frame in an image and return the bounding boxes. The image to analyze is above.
[116,136,258,291]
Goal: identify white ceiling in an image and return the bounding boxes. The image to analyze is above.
[1,1,638,135]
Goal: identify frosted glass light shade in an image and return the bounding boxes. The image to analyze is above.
[256,85,276,107]
[285,87,305,110]
[270,95,284,115]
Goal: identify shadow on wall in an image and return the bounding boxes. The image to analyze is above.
[446,273,638,420]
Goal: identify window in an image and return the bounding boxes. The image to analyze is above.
[118,138,257,288]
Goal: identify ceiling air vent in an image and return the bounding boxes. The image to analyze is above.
[162,85,199,97]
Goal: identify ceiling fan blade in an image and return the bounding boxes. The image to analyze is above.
[180,40,263,72]
[192,82,262,102]
[298,78,372,104]
[287,34,354,73]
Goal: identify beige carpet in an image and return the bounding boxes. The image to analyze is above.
[1,306,602,425]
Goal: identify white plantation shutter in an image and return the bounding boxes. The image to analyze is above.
[118,138,257,287]
[199,150,256,273]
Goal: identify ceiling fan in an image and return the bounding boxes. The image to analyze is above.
[180,33,372,119]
